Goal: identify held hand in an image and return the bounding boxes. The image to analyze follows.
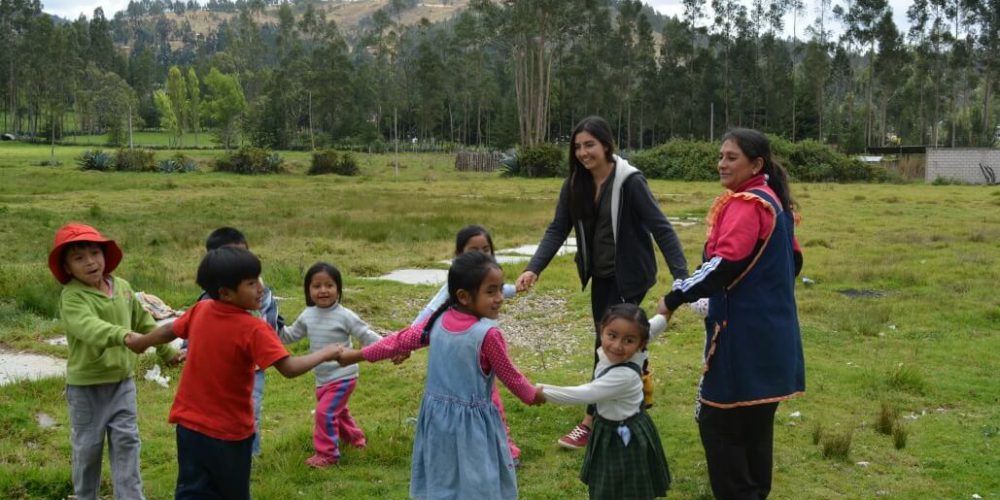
[390,352,410,365]
[124,332,144,354]
[515,271,537,292]
[531,385,546,405]
[655,297,671,318]
[168,349,187,366]
[320,344,343,362]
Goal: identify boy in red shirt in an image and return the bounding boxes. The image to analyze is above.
[127,246,340,499]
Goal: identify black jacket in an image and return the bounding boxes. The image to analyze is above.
[525,156,689,298]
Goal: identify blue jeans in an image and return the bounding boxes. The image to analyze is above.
[252,369,264,456]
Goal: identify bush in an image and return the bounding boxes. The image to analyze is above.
[309,150,359,176]
[504,143,564,178]
[630,139,718,180]
[214,147,284,175]
[157,153,198,173]
[76,150,114,171]
[113,148,157,172]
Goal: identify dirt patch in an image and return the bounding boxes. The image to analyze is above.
[0,349,65,386]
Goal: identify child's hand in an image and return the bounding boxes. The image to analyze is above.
[319,344,343,362]
[655,297,673,321]
[390,352,410,365]
[531,385,546,405]
[124,332,144,354]
[168,349,187,366]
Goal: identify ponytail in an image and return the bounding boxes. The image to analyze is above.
[420,299,451,345]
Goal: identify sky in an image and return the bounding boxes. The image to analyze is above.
[44,0,913,38]
[644,0,913,38]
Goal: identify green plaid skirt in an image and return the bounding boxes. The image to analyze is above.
[580,411,671,499]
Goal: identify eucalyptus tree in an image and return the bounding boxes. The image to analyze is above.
[835,0,891,147]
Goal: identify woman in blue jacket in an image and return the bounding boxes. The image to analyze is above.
[658,128,805,499]
[515,115,689,449]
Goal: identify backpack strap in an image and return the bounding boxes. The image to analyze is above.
[596,361,642,379]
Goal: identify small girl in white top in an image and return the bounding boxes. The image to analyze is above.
[280,262,383,468]
[538,304,671,499]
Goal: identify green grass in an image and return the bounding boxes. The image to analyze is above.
[1,142,999,498]
[61,131,220,149]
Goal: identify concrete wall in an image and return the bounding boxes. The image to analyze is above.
[925,148,1000,184]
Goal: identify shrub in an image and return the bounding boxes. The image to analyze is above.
[157,153,198,173]
[113,148,156,172]
[214,147,284,175]
[76,150,113,171]
[309,150,359,176]
[630,139,718,180]
[506,143,565,178]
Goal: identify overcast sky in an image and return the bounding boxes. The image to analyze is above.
[43,0,912,38]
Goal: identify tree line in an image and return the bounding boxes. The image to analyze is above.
[1,0,998,153]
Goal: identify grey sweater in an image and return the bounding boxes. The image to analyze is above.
[280,303,382,386]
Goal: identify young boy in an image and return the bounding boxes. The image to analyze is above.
[48,223,180,499]
[127,246,340,499]
[192,227,284,456]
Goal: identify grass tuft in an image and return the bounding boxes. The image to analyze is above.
[892,423,909,449]
[885,364,927,395]
[820,428,853,460]
[875,402,898,435]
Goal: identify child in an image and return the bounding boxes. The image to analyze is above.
[193,226,284,457]
[411,224,517,326]
[48,222,180,499]
[410,224,523,462]
[279,262,383,468]
[338,251,544,500]
[126,246,340,500]
[537,304,671,500]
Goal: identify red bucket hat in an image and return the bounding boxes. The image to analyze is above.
[48,223,124,284]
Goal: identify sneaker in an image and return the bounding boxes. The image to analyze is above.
[557,424,591,449]
[305,454,338,469]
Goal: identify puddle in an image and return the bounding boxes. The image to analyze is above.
[378,239,578,285]
[0,350,66,386]
[372,269,449,286]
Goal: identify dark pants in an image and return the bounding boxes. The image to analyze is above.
[698,402,779,500]
[175,424,254,500]
[587,275,646,416]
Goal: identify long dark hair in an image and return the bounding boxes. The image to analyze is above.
[420,251,502,344]
[454,224,495,256]
[568,116,616,221]
[600,303,651,344]
[721,128,796,213]
[303,261,343,307]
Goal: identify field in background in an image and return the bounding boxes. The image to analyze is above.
[1,142,998,498]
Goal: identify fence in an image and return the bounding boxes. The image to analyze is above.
[454,150,504,172]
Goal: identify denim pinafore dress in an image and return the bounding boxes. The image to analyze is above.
[409,316,517,500]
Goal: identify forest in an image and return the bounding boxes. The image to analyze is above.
[1,0,999,153]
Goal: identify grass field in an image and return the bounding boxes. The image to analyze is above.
[1,141,998,499]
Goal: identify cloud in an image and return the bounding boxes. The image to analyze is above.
[42,0,130,20]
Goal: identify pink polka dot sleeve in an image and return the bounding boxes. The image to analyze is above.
[481,327,538,404]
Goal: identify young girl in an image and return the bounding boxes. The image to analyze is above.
[538,304,671,500]
[279,262,383,468]
[411,224,517,326]
[338,251,543,500]
[411,224,523,461]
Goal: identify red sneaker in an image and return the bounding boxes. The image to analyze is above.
[305,454,338,468]
[557,424,591,449]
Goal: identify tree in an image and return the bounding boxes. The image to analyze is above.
[186,67,201,146]
[202,67,246,149]
[165,65,187,146]
[153,89,178,146]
